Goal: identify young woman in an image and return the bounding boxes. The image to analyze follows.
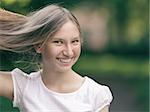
[0,4,113,112]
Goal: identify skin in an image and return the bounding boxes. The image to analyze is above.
[0,72,13,100]
[0,20,109,112]
[100,106,109,112]
[36,21,84,93]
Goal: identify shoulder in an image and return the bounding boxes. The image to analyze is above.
[85,76,113,111]
[11,68,28,76]
[11,68,41,89]
[11,68,40,79]
[11,68,41,107]
[86,76,111,92]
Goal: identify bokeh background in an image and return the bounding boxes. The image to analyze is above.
[0,0,149,112]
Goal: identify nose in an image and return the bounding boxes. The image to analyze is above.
[62,44,73,57]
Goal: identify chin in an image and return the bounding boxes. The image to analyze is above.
[56,66,72,73]
[55,59,77,72]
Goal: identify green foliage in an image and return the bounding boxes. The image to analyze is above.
[0,0,148,111]
[0,97,19,112]
[73,54,148,77]
[0,54,148,111]
[0,0,148,51]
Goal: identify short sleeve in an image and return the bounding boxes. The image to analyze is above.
[94,85,113,112]
[11,68,29,108]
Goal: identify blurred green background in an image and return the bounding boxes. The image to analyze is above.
[0,0,149,112]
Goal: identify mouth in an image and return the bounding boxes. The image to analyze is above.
[59,58,72,63]
[57,58,74,65]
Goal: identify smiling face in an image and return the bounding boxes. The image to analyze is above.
[39,21,81,73]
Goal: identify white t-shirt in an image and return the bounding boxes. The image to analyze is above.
[11,68,113,112]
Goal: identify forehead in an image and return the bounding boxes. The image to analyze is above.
[52,21,80,38]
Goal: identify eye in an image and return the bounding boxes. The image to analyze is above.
[52,40,63,45]
[72,39,80,45]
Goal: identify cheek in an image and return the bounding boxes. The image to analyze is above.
[41,46,57,59]
[74,45,81,55]
[42,44,81,59]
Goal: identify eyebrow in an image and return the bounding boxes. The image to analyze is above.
[52,36,80,40]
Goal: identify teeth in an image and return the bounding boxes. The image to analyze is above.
[59,59,72,63]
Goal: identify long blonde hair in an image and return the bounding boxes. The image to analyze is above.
[0,4,81,70]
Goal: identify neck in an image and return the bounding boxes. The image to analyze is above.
[41,66,74,85]
[40,65,84,93]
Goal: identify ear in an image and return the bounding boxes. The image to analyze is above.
[34,44,42,53]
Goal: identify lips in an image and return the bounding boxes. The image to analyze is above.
[56,57,74,65]
[59,58,72,63]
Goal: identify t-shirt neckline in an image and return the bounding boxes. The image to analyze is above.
[39,72,88,96]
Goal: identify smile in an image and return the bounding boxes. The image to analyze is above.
[58,58,73,63]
